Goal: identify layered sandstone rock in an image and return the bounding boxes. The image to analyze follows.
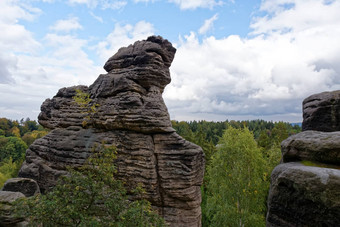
[266,90,340,226]
[2,177,40,197]
[18,36,205,226]
[302,90,340,131]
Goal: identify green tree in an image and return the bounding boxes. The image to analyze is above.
[204,126,267,227]
[15,143,165,226]
[0,157,22,187]
[0,136,27,162]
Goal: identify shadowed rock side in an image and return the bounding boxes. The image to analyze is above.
[266,90,340,227]
[19,36,205,227]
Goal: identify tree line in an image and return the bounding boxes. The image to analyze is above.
[0,117,49,187]
[1,114,301,226]
[172,119,301,226]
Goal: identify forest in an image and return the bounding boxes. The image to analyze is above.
[0,117,301,226]
[0,118,48,187]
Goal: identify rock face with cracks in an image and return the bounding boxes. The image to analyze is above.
[18,36,205,226]
[266,90,340,226]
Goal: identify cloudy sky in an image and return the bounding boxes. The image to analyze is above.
[1,0,340,123]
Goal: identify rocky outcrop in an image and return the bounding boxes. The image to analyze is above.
[18,36,205,226]
[302,90,340,131]
[266,90,340,226]
[281,130,340,165]
[2,178,40,197]
[267,163,340,227]
[0,191,26,226]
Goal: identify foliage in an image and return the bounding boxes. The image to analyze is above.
[204,127,268,227]
[0,136,27,162]
[73,89,99,127]
[0,157,22,188]
[15,143,165,227]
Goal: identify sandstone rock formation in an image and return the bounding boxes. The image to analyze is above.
[0,191,26,226]
[2,177,40,197]
[18,36,205,226]
[302,90,340,131]
[266,90,340,226]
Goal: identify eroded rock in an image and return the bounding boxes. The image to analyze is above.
[302,90,340,132]
[281,130,340,165]
[267,90,340,226]
[18,36,204,226]
[266,163,340,227]
[2,178,40,197]
[0,191,26,226]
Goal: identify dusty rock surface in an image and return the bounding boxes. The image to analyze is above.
[267,90,340,226]
[18,36,205,226]
[302,90,340,131]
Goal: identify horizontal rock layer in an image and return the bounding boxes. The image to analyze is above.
[267,89,340,226]
[302,90,340,132]
[19,127,204,226]
[19,36,204,226]
[281,130,340,165]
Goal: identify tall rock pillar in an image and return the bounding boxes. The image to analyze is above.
[19,36,205,227]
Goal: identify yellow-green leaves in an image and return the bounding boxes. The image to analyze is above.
[73,89,99,127]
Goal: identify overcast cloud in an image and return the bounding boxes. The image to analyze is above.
[0,0,339,123]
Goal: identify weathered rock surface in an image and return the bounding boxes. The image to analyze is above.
[18,36,204,226]
[281,130,340,165]
[302,90,340,132]
[266,163,340,227]
[267,90,340,226]
[2,178,40,197]
[0,191,26,226]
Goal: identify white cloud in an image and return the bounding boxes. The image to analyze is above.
[89,11,103,23]
[0,1,41,53]
[0,1,102,120]
[168,0,224,10]
[199,13,218,35]
[0,54,17,84]
[96,21,155,62]
[134,0,156,3]
[68,0,127,9]
[164,0,340,122]
[50,17,82,32]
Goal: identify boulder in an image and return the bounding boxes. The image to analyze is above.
[2,178,40,197]
[18,36,204,227]
[302,90,340,132]
[281,130,340,165]
[267,90,340,226]
[0,191,26,226]
[266,162,340,227]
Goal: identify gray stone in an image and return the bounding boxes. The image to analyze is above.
[0,191,26,226]
[18,36,204,227]
[281,130,340,165]
[266,162,340,227]
[302,90,340,132]
[3,178,40,197]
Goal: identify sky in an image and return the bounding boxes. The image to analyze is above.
[1,0,340,123]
